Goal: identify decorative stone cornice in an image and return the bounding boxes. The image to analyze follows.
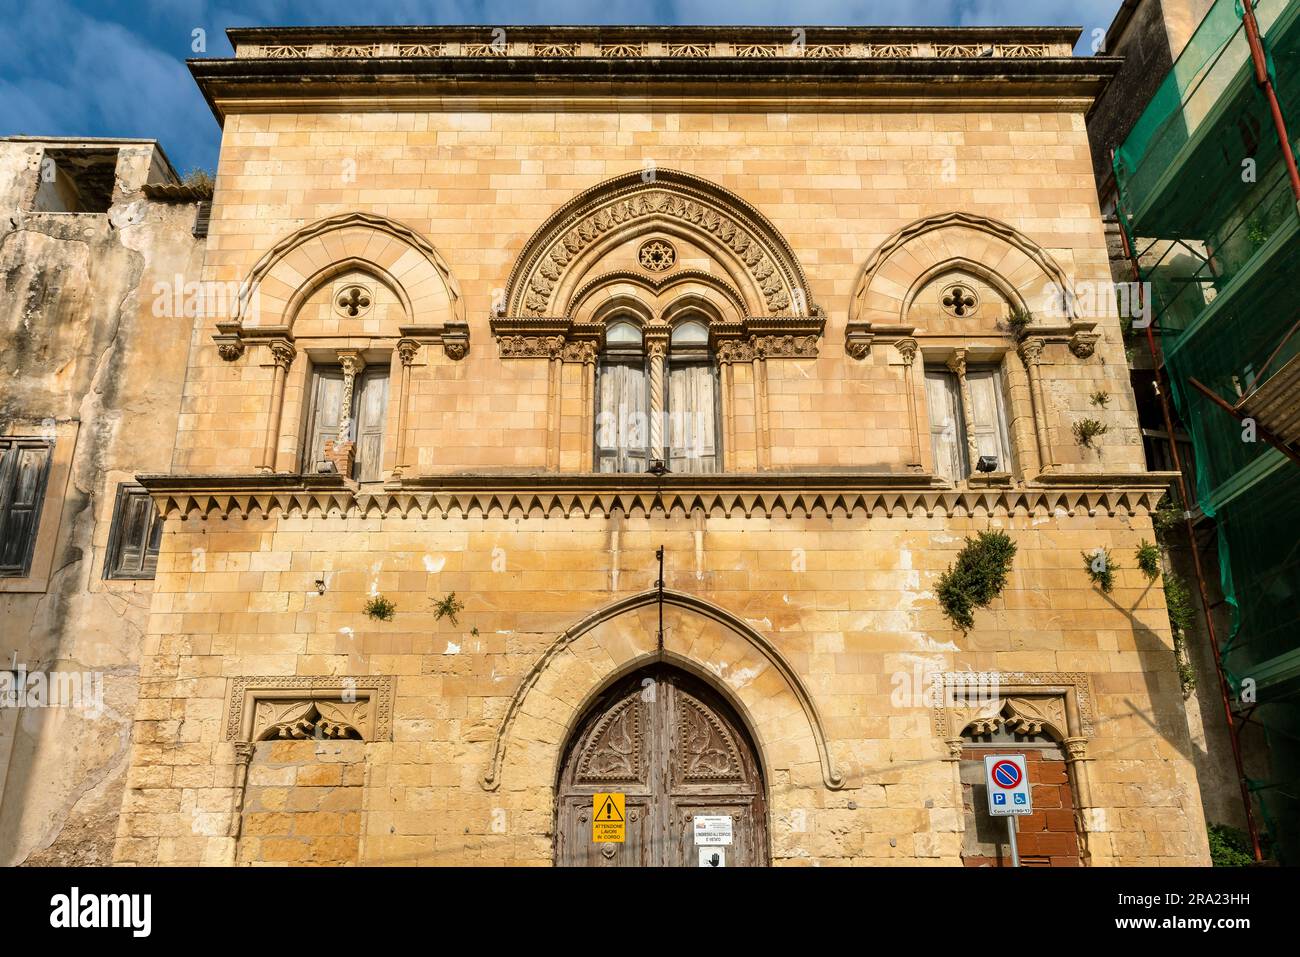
[136,470,1179,521]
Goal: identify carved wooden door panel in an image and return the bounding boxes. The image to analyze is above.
[556,668,767,867]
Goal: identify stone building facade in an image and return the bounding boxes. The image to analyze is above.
[0,137,207,864]
[12,26,1212,866]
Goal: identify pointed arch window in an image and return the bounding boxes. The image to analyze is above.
[595,319,650,473]
[666,319,720,473]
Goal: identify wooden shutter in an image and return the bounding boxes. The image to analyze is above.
[106,485,162,579]
[966,369,1013,472]
[596,360,648,473]
[925,370,966,482]
[353,369,390,482]
[667,362,719,473]
[305,369,345,473]
[0,439,53,576]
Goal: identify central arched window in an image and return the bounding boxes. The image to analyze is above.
[595,319,649,473]
[666,319,720,473]
[594,315,721,474]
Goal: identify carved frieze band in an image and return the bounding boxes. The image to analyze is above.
[146,478,1172,522]
[248,41,1057,60]
[225,676,395,742]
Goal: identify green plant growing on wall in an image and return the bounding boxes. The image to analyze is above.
[1163,570,1199,697]
[1152,493,1183,540]
[1004,306,1033,341]
[936,530,1018,633]
[1207,823,1262,866]
[1136,540,1161,581]
[1073,418,1108,449]
[364,594,396,621]
[1089,389,1110,408]
[1084,548,1118,593]
[433,592,465,626]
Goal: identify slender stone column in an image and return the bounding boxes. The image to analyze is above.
[897,338,921,470]
[260,339,295,472]
[646,330,669,464]
[336,350,366,443]
[391,339,419,480]
[947,349,978,469]
[1020,337,1053,470]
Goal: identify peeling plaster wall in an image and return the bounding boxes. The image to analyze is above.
[0,139,205,865]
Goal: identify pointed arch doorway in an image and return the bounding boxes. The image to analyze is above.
[555,666,768,867]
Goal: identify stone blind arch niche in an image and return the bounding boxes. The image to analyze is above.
[479,590,845,864]
[210,211,468,478]
[844,212,1101,476]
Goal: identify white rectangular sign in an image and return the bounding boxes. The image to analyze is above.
[984,754,1032,817]
[693,814,733,846]
[698,847,726,867]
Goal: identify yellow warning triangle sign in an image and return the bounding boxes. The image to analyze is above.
[595,793,625,822]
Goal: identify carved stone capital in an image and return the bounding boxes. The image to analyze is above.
[397,338,420,365]
[1064,736,1089,762]
[1019,337,1046,365]
[337,350,366,377]
[896,338,919,366]
[1069,331,1100,360]
[944,737,965,761]
[233,741,256,765]
[945,349,967,377]
[268,340,296,370]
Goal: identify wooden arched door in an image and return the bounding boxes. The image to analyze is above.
[556,666,768,867]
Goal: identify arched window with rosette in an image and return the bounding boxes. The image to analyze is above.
[595,318,649,473]
[665,318,720,473]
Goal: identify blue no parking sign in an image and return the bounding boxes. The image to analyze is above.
[984,754,1032,816]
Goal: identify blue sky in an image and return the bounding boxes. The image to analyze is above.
[0,0,1124,174]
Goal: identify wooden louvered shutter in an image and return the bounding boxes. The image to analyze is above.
[925,370,966,482]
[353,369,390,482]
[596,360,648,473]
[106,485,163,579]
[305,369,344,473]
[667,362,719,473]
[966,369,1013,473]
[0,439,53,576]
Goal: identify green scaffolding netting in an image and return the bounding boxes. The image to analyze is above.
[1115,0,1300,864]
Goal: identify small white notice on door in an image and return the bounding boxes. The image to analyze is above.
[698,847,726,867]
[693,814,733,846]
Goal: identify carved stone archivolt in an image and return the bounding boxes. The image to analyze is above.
[225,676,394,742]
[501,169,819,320]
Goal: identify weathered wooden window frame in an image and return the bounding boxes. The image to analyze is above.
[103,483,163,581]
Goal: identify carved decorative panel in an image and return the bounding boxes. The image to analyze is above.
[575,693,645,784]
[677,692,743,782]
[225,676,394,741]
